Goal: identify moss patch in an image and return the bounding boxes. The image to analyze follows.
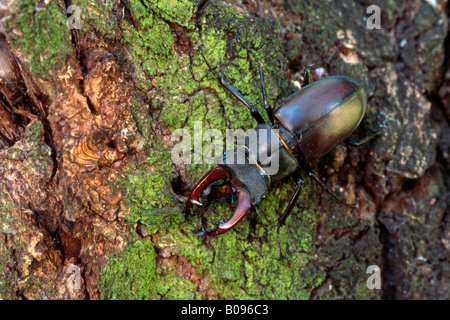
[101,239,197,299]
[7,0,72,80]
[99,0,373,300]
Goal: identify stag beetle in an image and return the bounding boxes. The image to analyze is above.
[186,35,380,236]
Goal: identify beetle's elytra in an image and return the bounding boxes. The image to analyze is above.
[275,75,366,162]
[186,35,377,237]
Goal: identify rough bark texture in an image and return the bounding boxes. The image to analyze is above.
[0,0,448,300]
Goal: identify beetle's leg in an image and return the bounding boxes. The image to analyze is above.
[299,162,355,208]
[235,34,275,124]
[198,46,265,124]
[277,175,304,258]
[345,131,383,146]
[346,115,388,146]
[255,206,268,241]
[309,170,355,208]
[277,176,304,227]
[303,42,344,86]
[303,65,319,87]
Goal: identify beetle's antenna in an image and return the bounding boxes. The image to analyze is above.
[235,33,275,124]
[323,41,345,66]
[198,45,266,125]
[190,147,227,164]
[303,41,345,86]
[254,207,268,242]
[303,167,356,209]
[277,225,284,259]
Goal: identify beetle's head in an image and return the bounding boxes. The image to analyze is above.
[185,123,301,236]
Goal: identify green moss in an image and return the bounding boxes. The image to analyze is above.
[145,0,196,27]
[72,0,118,39]
[194,177,324,300]
[196,1,289,129]
[160,100,189,131]
[101,0,330,300]
[101,239,197,299]
[123,0,195,86]
[131,4,174,58]
[122,169,177,234]
[7,0,72,79]
[285,1,341,49]
[0,239,17,299]
[24,121,44,142]
[354,275,380,300]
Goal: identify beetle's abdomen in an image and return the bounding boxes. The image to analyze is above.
[274,75,366,162]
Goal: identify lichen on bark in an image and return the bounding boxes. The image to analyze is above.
[0,0,449,300]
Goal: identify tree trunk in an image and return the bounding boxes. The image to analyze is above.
[0,0,448,300]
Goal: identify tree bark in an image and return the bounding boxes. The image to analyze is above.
[0,0,448,300]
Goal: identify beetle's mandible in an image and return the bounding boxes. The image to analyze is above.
[186,35,380,237]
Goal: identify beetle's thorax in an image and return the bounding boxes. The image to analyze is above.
[220,123,299,204]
